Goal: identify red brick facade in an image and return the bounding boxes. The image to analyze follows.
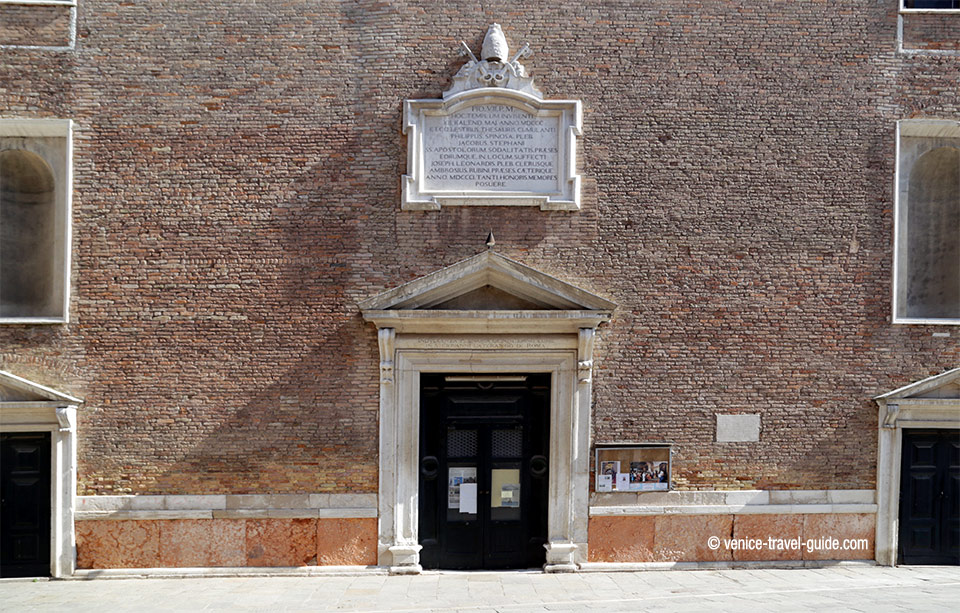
[1,1,957,504]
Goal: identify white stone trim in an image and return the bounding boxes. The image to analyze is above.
[897,14,960,57]
[590,504,877,516]
[0,119,74,323]
[0,370,82,404]
[0,4,76,53]
[875,367,960,400]
[71,566,386,580]
[0,1,76,5]
[360,252,614,335]
[362,254,612,572]
[589,489,876,516]
[402,89,582,211]
[891,120,960,324]
[899,0,960,14]
[0,404,79,578]
[874,370,960,566]
[359,251,616,313]
[591,489,874,506]
[77,510,215,521]
[75,508,379,521]
[74,493,378,521]
[377,345,587,573]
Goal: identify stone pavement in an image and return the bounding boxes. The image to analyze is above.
[1,565,958,612]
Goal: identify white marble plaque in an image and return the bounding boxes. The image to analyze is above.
[422,104,561,194]
[403,90,581,210]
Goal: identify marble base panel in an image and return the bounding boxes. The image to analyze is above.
[76,518,377,569]
[317,518,378,566]
[588,514,875,563]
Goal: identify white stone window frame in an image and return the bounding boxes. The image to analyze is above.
[0,1,77,51]
[896,4,960,56]
[899,0,960,13]
[892,119,960,326]
[0,0,76,4]
[0,370,81,578]
[0,119,73,324]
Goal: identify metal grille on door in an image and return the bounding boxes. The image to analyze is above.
[491,429,522,457]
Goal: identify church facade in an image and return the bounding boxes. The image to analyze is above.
[1,1,958,577]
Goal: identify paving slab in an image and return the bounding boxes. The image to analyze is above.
[0,566,958,612]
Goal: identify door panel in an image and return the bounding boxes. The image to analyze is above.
[1,432,51,578]
[899,429,960,565]
[419,374,549,570]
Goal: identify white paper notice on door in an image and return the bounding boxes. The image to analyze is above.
[448,467,477,510]
[459,482,478,514]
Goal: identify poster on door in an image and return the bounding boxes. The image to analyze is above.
[448,467,477,511]
[491,468,520,508]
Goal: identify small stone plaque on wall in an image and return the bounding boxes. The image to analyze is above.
[716,414,761,443]
[402,24,581,211]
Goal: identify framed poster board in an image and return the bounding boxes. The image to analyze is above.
[595,444,671,492]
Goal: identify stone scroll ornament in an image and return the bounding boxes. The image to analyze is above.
[402,24,582,211]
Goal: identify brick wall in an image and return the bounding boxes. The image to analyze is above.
[0,1,957,495]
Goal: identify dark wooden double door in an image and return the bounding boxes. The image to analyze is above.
[419,374,549,570]
[1,432,51,578]
[899,429,959,565]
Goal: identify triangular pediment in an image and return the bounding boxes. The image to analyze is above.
[876,368,960,401]
[0,370,82,404]
[359,251,615,334]
[359,251,615,311]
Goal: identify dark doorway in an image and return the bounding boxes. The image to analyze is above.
[898,429,959,565]
[418,374,549,570]
[1,432,51,578]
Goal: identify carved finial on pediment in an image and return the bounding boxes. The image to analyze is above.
[444,24,542,99]
[482,23,509,62]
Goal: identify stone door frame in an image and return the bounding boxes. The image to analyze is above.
[0,371,81,578]
[360,252,615,573]
[375,334,591,573]
[874,368,960,565]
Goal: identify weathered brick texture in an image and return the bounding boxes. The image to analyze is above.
[0,1,957,496]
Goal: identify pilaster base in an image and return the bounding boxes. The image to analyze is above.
[388,544,423,575]
[543,541,579,573]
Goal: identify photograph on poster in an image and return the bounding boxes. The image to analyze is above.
[600,460,620,477]
[595,446,670,492]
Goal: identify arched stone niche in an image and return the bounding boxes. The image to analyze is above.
[0,119,72,323]
[1,149,57,316]
[894,119,960,324]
